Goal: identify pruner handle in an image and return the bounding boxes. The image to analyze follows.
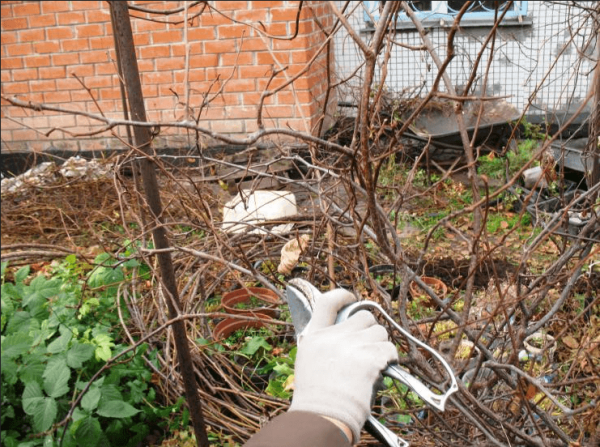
[335,300,459,412]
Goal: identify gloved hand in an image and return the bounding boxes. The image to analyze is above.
[289,289,398,444]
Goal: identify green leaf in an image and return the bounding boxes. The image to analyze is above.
[1,357,19,385]
[96,400,140,418]
[65,254,77,265]
[81,387,101,412]
[66,342,95,369]
[43,434,55,447]
[240,336,272,356]
[15,265,31,284]
[22,381,44,415]
[43,360,71,398]
[273,363,294,376]
[46,326,73,354]
[99,384,122,403]
[396,414,412,424]
[93,333,114,362]
[26,275,61,302]
[74,416,101,447]
[32,397,58,433]
[19,360,46,386]
[4,311,31,335]
[1,260,7,279]
[1,332,33,359]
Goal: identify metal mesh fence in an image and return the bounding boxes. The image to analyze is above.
[333,1,597,114]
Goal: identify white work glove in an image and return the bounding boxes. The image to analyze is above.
[289,289,398,444]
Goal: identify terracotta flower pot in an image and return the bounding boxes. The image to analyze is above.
[221,287,281,318]
[212,313,273,341]
[409,276,448,306]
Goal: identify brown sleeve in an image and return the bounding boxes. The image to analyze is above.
[244,411,352,447]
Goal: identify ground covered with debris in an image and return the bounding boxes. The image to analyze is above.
[1,144,598,447]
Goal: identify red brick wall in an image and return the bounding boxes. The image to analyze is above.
[0,1,335,153]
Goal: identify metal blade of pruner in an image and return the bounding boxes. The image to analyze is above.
[286,278,459,447]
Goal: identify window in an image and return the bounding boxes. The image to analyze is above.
[364,1,530,28]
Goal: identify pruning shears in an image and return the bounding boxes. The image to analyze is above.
[286,278,458,447]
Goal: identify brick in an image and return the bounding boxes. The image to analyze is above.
[271,7,303,22]
[152,30,182,44]
[18,29,45,42]
[12,68,38,81]
[146,96,176,111]
[170,44,188,57]
[217,1,247,11]
[137,59,155,72]
[40,2,70,13]
[71,1,101,10]
[222,78,255,92]
[141,84,158,98]
[47,26,74,40]
[256,52,289,65]
[235,9,268,22]
[242,92,276,105]
[265,22,290,37]
[6,43,32,56]
[12,129,41,141]
[263,105,296,118]
[89,36,113,50]
[142,72,173,85]
[24,55,51,68]
[134,18,165,32]
[39,66,66,80]
[80,50,109,64]
[224,106,256,119]
[85,9,110,23]
[2,57,23,69]
[62,39,90,52]
[1,17,27,30]
[220,52,253,67]
[99,88,122,100]
[95,62,116,76]
[0,70,10,83]
[55,78,80,90]
[252,1,285,7]
[44,91,71,103]
[84,75,114,88]
[204,40,236,54]
[206,66,235,80]
[70,90,95,102]
[277,90,313,104]
[188,26,217,41]
[132,33,150,46]
[1,31,17,45]
[239,37,266,51]
[12,2,41,16]
[49,113,78,128]
[2,82,29,94]
[139,45,171,59]
[57,11,85,25]
[77,24,104,38]
[200,11,231,26]
[218,24,247,39]
[198,107,226,120]
[52,53,80,66]
[33,41,61,54]
[211,119,243,134]
[68,64,94,77]
[29,14,57,28]
[273,35,309,50]
[190,54,219,70]
[239,65,274,78]
[155,57,185,71]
